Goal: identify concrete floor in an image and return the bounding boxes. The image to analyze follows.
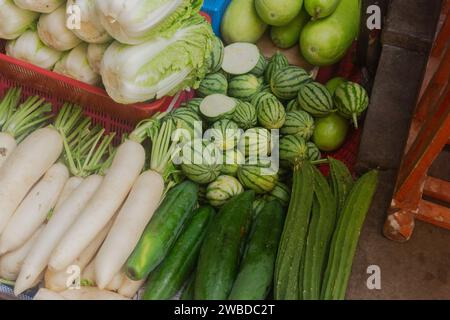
[347,150,450,300]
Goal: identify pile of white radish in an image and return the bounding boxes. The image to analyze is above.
[0,88,182,300]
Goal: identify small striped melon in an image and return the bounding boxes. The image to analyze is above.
[228,74,264,101]
[250,53,268,77]
[251,91,277,109]
[208,119,242,151]
[206,175,244,207]
[285,99,301,112]
[279,134,309,165]
[237,164,279,194]
[180,139,223,184]
[281,110,315,140]
[197,72,228,97]
[297,82,334,117]
[257,97,286,129]
[206,36,225,73]
[238,127,271,159]
[232,100,258,130]
[265,52,289,84]
[271,66,312,100]
[266,181,291,207]
[334,81,369,128]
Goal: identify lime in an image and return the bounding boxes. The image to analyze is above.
[255,0,304,26]
[312,113,349,152]
[325,77,346,96]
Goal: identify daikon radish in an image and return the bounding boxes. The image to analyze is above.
[0,133,17,169]
[60,287,129,300]
[95,170,164,289]
[80,260,96,286]
[0,93,52,169]
[0,127,63,234]
[53,176,83,213]
[14,175,103,296]
[118,277,145,299]
[44,219,113,292]
[105,272,124,292]
[0,225,44,281]
[34,288,66,300]
[0,103,85,235]
[49,139,145,271]
[0,163,69,254]
[0,88,22,168]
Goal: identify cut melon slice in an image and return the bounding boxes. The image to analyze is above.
[222,43,260,75]
[200,94,237,122]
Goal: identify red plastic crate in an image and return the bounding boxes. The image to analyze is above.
[0,42,194,136]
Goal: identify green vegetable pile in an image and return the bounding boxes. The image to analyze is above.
[221,0,361,67]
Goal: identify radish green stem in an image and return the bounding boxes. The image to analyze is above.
[3,95,52,142]
[0,88,21,130]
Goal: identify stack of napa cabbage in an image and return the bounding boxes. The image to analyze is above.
[0,0,214,104]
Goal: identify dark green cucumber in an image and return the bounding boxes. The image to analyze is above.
[302,166,337,300]
[195,191,255,300]
[228,200,285,300]
[125,181,199,280]
[274,162,315,300]
[321,170,378,300]
[180,274,196,300]
[142,206,214,300]
[329,157,354,215]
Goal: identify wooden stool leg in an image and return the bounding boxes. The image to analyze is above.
[384,82,450,241]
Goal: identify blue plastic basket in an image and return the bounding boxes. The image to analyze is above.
[202,0,232,37]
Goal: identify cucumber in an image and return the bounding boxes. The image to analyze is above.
[232,100,258,130]
[329,157,354,216]
[222,42,261,75]
[180,274,196,300]
[125,181,199,280]
[305,0,341,19]
[270,8,310,49]
[275,162,315,300]
[199,94,237,122]
[195,191,256,300]
[221,0,268,44]
[302,166,337,300]
[206,175,244,207]
[334,81,369,128]
[197,73,228,98]
[281,110,315,139]
[322,170,378,300]
[142,206,215,300]
[228,74,264,101]
[298,82,334,117]
[228,200,285,300]
[300,0,361,66]
[257,97,286,129]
